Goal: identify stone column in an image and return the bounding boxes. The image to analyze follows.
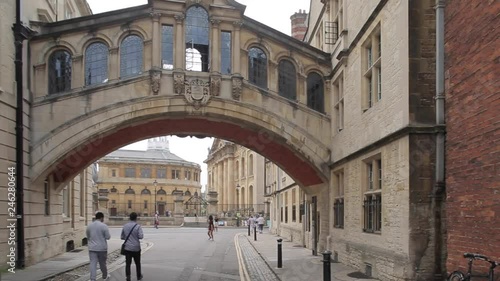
[224,159,229,206]
[173,190,184,225]
[232,21,242,74]
[210,19,221,72]
[174,14,185,70]
[72,55,83,89]
[151,12,162,69]
[207,191,219,217]
[298,74,307,104]
[108,47,119,81]
[228,158,235,206]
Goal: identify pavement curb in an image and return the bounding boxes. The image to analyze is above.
[244,235,282,281]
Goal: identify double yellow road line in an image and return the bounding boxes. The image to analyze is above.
[234,234,251,281]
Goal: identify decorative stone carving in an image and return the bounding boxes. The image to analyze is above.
[210,74,221,97]
[184,78,210,110]
[231,75,243,100]
[173,71,185,95]
[150,69,161,95]
[174,14,185,23]
[232,21,243,30]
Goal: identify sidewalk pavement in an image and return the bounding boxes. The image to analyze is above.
[245,230,377,281]
[1,239,122,281]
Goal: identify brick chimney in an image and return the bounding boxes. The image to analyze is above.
[290,9,308,41]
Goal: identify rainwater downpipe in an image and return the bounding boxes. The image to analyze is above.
[434,0,446,279]
[13,0,26,269]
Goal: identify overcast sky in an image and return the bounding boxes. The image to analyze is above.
[87,0,310,189]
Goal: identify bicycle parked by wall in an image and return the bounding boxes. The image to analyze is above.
[448,253,498,281]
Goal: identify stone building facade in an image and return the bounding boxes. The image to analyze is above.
[205,139,265,219]
[0,0,93,269]
[301,0,439,280]
[444,0,500,275]
[97,137,202,218]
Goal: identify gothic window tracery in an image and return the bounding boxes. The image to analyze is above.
[120,35,143,77]
[248,47,267,88]
[85,42,108,86]
[307,72,324,112]
[185,6,210,72]
[48,50,72,94]
[278,60,297,100]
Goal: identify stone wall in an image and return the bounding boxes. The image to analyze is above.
[444,0,500,275]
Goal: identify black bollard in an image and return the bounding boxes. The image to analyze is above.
[277,239,283,268]
[322,251,332,281]
[254,226,257,241]
[248,223,250,236]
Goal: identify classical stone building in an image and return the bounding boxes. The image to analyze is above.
[0,0,94,269]
[97,137,202,218]
[204,139,265,219]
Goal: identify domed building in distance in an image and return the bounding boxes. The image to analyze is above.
[97,137,202,218]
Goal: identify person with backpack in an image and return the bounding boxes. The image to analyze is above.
[121,212,144,281]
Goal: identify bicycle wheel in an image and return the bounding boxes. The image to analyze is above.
[448,271,465,281]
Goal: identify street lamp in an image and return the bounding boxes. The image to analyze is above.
[153,180,158,215]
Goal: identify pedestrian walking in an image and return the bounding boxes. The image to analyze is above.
[86,212,110,281]
[154,211,159,229]
[249,216,256,234]
[121,212,144,281]
[214,217,219,232]
[257,214,265,234]
[208,215,215,240]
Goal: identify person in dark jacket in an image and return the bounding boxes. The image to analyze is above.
[121,212,144,281]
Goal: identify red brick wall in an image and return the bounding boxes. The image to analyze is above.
[445,0,500,275]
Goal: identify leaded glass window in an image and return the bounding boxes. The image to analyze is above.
[85,42,108,86]
[248,47,267,88]
[120,35,143,77]
[48,50,72,94]
[221,31,232,74]
[162,25,174,70]
[307,72,324,112]
[278,60,297,100]
[185,6,209,72]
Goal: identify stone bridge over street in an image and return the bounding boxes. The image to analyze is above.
[28,0,333,190]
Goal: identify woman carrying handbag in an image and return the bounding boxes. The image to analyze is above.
[121,212,144,281]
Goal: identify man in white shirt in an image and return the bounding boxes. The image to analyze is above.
[257,215,265,234]
[86,212,111,281]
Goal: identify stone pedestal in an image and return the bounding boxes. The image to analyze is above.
[207,191,219,217]
[173,190,184,225]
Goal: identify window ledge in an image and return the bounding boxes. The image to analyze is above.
[364,190,382,195]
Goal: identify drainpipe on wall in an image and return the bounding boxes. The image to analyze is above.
[433,0,446,279]
[12,0,31,269]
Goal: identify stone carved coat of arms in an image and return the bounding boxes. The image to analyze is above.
[184,78,210,109]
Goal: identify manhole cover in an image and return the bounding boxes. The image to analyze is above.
[347,272,373,279]
[71,249,84,253]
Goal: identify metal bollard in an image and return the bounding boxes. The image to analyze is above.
[277,239,283,268]
[248,223,251,236]
[254,226,257,241]
[322,251,332,281]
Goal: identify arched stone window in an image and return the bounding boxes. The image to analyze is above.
[249,154,254,176]
[125,187,135,194]
[157,189,166,195]
[185,190,191,196]
[85,42,108,86]
[120,35,143,77]
[141,188,151,195]
[307,72,324,112]
[278,60,296,100]
[248,47,267,88]
[48,50,72,94]
[185,6,209,72]
[236,161,239,179]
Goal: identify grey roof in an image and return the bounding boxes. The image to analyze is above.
[100,149,200,167]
